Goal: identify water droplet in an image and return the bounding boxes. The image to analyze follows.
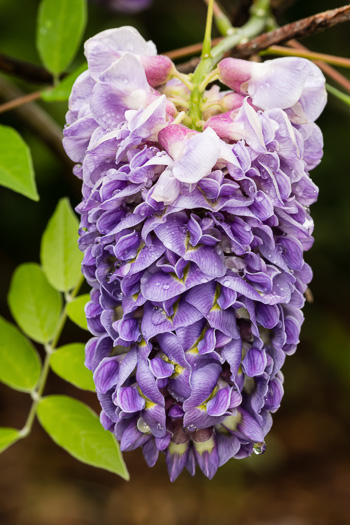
[186,424,197,432]
[156,423,163,430]
[155,282,160,286]
[162,284,170,290]
[253,442,265,455]
[106,272,113,282]
[137,418,150,434]
[223,279,230,286]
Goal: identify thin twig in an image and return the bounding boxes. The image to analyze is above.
[230,4,350,58]
[0,53,53,84]
[177,4,350,73]
[288,40,350,93]
[261,45,350,69]
[165,37,223,61]
[0,75,75,173]
[0,90,42,114]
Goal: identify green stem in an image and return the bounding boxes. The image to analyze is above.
[188,0,271,129]
[260,45,350,69]
[202,0,215,57]
[326,83,350,106]
[20,275,84,437]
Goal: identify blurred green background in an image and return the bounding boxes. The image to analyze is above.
[0,0,350,524]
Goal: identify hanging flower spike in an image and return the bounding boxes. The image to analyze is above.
[63,22,326,481]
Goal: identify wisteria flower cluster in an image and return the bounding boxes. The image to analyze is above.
[63,26,326,481]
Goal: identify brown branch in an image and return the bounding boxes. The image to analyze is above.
[0,76,75,174]
[0,53,53,84]
[262,45,350,69]
[165,37,223,61]
[288,40,350,94]
[230,4,350,59]
[177,4,350,73]
[0,90,42,115]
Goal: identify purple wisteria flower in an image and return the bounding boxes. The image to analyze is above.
[91,0,153,14]
[63,26,326,481]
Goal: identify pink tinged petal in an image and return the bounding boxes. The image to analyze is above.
[158,124,195,157]
[117,386,145,412]
[207,387,232,416]
[140,55,174,87]
[149,357,174,378]
[242,348,267,377]
[231,100,266,151]
[93,356,120,393]
[217,58,253,92]
[84,26,156,81]
[221,92,246,112]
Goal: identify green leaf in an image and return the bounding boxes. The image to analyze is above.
[50,343,94,391]
[41,63,87,102]
[41,198,83,292]
[66,294,89,330]
[8,263,62,344]
[0,317,41,392]
[0,428,21,454]
[37,0,87,75]
[37,396,129,479]
[0,125,38,201]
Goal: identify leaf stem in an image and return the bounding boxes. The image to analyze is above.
[326,83,350,106]
[20,274,85,437]
[260,45,350,69]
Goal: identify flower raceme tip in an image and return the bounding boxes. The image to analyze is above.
[63,26,326,481]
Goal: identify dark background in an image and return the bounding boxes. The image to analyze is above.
[0,0,350,523]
